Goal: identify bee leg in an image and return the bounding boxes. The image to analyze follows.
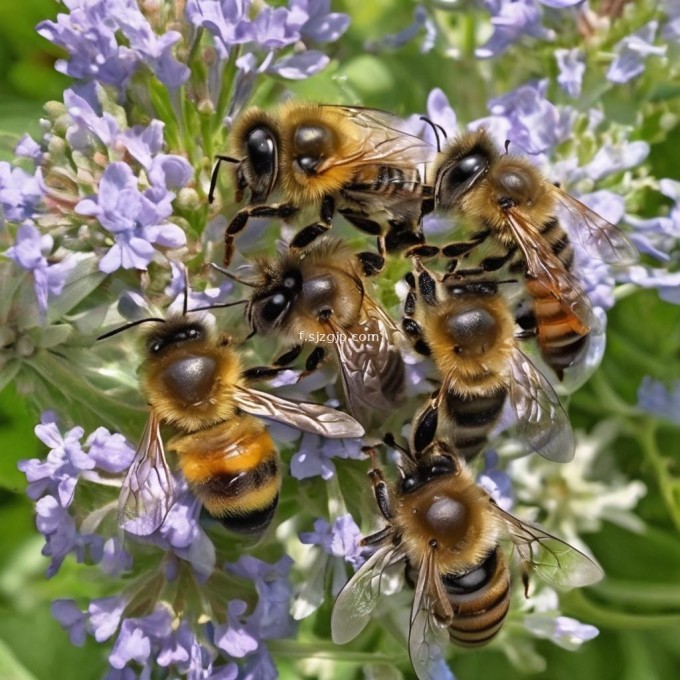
[356,251,385,277]
[405,244,439,259]
[297,346,326,380]
[338,209,383,236]
[441,229,490,259]
[224,202,298,265]
[365,456,394,521]
[241,365,292,382]
[362,525,393,546]
[404,289,416,316]
[273,345,303,366]
[402,318,431,356]
[479,248,516,272]
[384,219,424,253]
[289,195,335,249]
[417,270,438,307]
[412,402,439,453]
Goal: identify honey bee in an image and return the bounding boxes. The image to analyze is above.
[331,439,604,679]
[209,102,434,264]
[426,128,637,381]
[401,258,574,462]
[216,238,405,426]
[99,308,364,537]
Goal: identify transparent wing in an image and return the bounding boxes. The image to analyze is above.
[507,347,575,463]
[505,209,594,334]
[233,384,365,439]
[330,302,406,418]
[332,105,436,166]
[552,187,639,265]
[409,551,452,680]
[117,412,177,536]
[494,503,605,590]
[331,544,402,644]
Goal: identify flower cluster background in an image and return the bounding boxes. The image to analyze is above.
[1,1,680,679]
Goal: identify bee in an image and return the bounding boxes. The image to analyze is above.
[217,238,405,426]
[209,102,434,265]
[99,307,364,537]
[331,439,604,679]
[401,258,574,462]
[425,128,637,381]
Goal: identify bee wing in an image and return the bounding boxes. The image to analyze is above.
[333,105,435,161]
[507,347,575,463]
[233,384,365,439]
[505,209,594,333]
[409,550,452,680]
[330,305,405,418]
[552,187,639,265]
[117,412,177,536]
[331,544,402,644]
[494,503,605,589]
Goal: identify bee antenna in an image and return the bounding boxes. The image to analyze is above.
[383,432,409,456]
[97,316,166,341]
[210,263,257,287]
[181,271,190,317]
[495,278,518,286]
[419,116,447,153]
[208,155,241,205]
[504,139,511,155]
[189,299,249,313]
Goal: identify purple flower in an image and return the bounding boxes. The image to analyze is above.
[228,555,295,640]
[477,451,514,511]
[89,596,128,642]
[637,377,680,424]
[15,134,42,162]
[267,50,330,79]
[368,6,435,53]
[475,80,572,154]
[214,601,259,658]
[37,2,140,88]
[52,599,88,646]
[86,428,136,474]
[579,141,650,182]
[525,614,599,650]
[0,162,42,221]
[109,606,173,670]
[296,0,351,43]
[300,515,364,569]
[290,433,366,480]
[607,21,667,84]
[155,487,217,580]
[64,89,120,150]
[19,412,90,506]
[75,162,186,273]
[555,48,585,98]
[624,266,680,304]
[476,0,554,59]
[5,223,75,318]
[185,0,257,59]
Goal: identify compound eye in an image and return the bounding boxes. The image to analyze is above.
[294,124,334,173]
[447,153,487,187]
[401,476,419,493]
[247,127,276,177]
[446,308,498,355]
[261,292,289,323]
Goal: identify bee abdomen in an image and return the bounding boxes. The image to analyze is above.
[176,426,281,537]
[445,548,511,648]
[444,388,506,460]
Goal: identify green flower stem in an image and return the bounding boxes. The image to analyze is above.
[595,579,680,608]
[636,420,680,532]
[150,83,183,151]
[267,640,396,663]
[590,370,638,418]
[607,328,670,376]
[213,48,241,136]
[561,589,680,630]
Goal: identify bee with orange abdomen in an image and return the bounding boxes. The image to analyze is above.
[331,438,604,679]
[423,128,637,382]
[209,102,434,264]
[99,308,364,537]
[401,257,574,462]
[216,237,405,427]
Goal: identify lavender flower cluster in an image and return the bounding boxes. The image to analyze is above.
[3,1,679,678]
